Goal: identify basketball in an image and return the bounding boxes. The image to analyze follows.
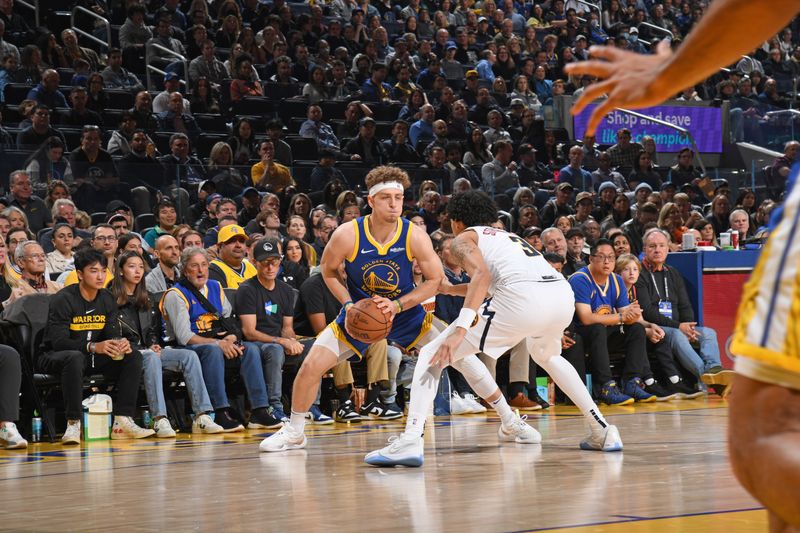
[345,299,391,344]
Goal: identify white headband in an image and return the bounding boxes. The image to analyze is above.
[368,181,404,196]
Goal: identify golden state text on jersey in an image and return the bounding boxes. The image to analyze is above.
[344,215,416,302]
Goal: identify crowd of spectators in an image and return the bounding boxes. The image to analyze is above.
[0,0,797,449]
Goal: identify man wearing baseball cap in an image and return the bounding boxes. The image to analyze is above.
[237,237,333,424]
[208,225,257,289]
[461,69,480,106]
[343,116,388,166]
[540,182,576,228]
[238,187,263,227]
[152,71,189,115]
[195,192,222,235]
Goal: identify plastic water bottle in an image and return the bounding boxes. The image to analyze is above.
[142,410,152,429]
[31,413,42,443]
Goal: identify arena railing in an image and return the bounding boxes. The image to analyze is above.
[70,6,111,53]
[575,0,602,18]
[16,0,39,28]
[637,21,674,41]
[145,43,188,93]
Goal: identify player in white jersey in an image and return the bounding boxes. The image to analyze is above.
[365,191,621,467]
[566,0,800,526]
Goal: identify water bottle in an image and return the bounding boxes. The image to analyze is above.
[142,410,152,429]
[31,413,42,443]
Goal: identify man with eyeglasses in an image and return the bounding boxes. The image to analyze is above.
[568,238,655,405]
[2,241,61,307]
[208,224,256,290]
[238,237,332,424]
[16,105,65,150]
[62,224,117,287]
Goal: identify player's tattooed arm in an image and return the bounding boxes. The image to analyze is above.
[438,237,472,297]
[449,237,473,266]
[452,232,491,312]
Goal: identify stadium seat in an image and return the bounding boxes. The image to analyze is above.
[196,133,230,157]
[231,96,274,116]
[105,90,135,110]
[90,212,108,225]
[285,135,318,160]
[263,82,301,101]
[3,84,31,106]
[135,213,156,233]
[195,114,229,133]
[278,99,313,125]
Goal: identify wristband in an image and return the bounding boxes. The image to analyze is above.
[454,308,478,330]
[343,300,354,312]
[618,313,623,325]
[394,299,403,313]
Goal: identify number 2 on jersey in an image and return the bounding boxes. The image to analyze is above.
[507,234,540,257]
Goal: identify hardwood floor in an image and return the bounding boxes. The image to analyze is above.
[0,398,765,532]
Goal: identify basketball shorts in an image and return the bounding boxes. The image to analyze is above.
[425,278,575,362]
[316,303,432,361]
[731,174,800,391]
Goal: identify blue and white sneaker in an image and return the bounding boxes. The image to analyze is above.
[580,425,623,452]
[305,405,334,425]
[270,406,290,423]
[364,434,424,467]
[622,377,657,403]
[598,381,635,406]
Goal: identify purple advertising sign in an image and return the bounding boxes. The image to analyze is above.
[573,104,723,153]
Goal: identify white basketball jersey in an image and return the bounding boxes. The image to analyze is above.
[468,226,562,294]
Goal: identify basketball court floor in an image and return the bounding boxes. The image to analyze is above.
[1,397,765,532]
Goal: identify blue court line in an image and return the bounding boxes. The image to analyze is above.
[502,506,765,532]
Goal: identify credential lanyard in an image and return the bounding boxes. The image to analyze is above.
[649,271,669,302]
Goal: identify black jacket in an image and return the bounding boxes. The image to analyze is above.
[635,263,695,329]
[115,293,162,349]
[540,199,575,229]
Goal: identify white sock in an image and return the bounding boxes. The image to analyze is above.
[404,346,443,439]
[669,375,680,384]
[536,354,608,432]
[645,378,655,386]
[289,411,306,434]
[491,395,517,427]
